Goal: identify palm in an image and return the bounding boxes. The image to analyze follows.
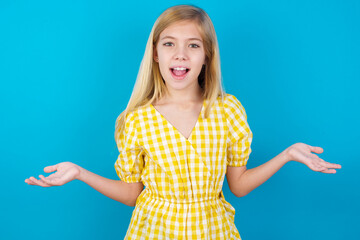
[43,163,79,185]
[286,143,341,174]
[25,162,80,187]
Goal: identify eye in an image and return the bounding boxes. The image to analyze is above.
[189,44,200,48]
[163,42,174,46]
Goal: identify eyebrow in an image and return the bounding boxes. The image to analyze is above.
[160,36,203,42]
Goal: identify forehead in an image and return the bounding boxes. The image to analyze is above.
[160,20,203,40]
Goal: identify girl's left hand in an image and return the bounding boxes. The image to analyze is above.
[285,143,342,173]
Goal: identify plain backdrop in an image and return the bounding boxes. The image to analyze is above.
[1,0,359,239]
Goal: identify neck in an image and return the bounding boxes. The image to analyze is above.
[164,85,203,103]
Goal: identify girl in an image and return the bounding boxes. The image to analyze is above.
[25,4,342,239]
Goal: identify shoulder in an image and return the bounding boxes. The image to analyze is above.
[120,106,144,135]
[122,105,154,135]
[123,105,150,123]
[222,93,247,117]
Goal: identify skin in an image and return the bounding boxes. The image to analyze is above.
[152,20,206,139]
[226,143,341,197]
[25,20,342,205]
[25,163,143,206]
[154,20,205,98]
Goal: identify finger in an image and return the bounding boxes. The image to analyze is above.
[325,163,342,169]
[30,176,51,187]
[25,178,36,185]
[27,177,39,185]
[320,168,337,174]
[310,146,324,154]
[39,175,58,186]
[44,164,59,173]
[310,163,326,172]
[319,161,342,169]
[27,177,39,186]
[316,165,327,172]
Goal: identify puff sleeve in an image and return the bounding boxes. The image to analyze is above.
[114,111,145,183]
[224,94,253,167]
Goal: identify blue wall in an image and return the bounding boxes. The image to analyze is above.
[1,0,359,239]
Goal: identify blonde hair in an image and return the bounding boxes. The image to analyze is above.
[115,4,224,140]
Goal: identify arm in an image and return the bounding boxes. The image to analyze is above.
[226,143,342,197]
[25,162,143,206]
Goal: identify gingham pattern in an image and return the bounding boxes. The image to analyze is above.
[115,94,253,239]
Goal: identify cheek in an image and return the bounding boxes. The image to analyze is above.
[193,54,206,69]
[157,62,170,78]
[156,47,169,59]
[157,51,171,73]
[194,51,206,65]
[159,65,168,76]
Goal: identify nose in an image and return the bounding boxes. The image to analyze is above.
[174,45,188,61]
[175,55,186,61]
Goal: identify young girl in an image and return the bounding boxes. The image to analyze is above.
[25,4,341,239]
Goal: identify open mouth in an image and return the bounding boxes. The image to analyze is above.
[170,67,190,79]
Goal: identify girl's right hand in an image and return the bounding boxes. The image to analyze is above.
[25,162,81,187]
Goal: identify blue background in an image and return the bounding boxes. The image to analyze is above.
[1,0,359,239]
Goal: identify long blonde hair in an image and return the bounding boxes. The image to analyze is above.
[115,4,224,140]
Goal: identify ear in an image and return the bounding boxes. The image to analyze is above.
[203,56,208,66]
[153,46,159,62]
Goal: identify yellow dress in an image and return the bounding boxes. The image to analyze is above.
[115,94,253,239]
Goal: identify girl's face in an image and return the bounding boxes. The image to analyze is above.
[154,20,206,95]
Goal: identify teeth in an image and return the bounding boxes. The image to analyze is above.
[173,67,187,70]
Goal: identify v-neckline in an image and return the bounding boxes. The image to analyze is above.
[150,100,205,141]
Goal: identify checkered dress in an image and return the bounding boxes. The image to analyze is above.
[115,94,253,239]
